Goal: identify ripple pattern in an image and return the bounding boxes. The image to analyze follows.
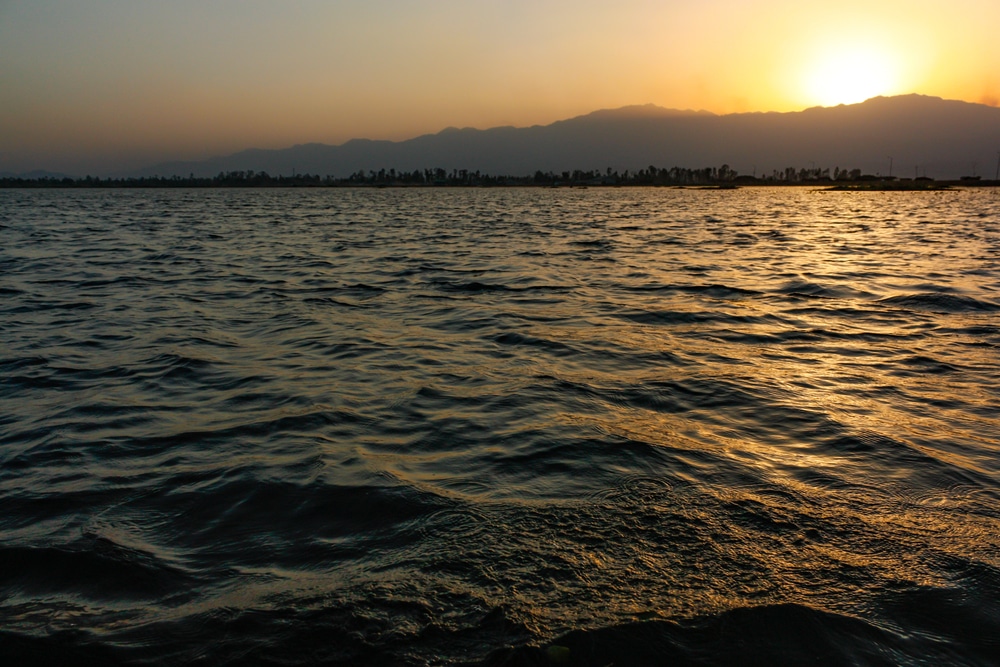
[2,187,999,665]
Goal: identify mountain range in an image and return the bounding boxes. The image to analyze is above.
[136,95,1000,181]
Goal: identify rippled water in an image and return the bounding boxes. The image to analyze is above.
[2,187,999,665]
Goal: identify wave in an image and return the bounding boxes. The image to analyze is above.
[879,292,1000,313]
[477,604,920,667]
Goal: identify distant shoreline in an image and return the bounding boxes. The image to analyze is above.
[2,172,998,190]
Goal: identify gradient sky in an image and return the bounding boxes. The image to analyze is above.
[2,0,998,175]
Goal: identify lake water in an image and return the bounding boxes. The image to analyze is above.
[2,187,999,666]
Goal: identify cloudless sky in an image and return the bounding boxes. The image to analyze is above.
[2,0,998,174]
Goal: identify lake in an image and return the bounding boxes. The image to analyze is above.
[2,186,999,665]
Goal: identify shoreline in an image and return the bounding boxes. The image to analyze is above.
[1,179,997,190]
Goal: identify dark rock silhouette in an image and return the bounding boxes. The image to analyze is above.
[134,95,1000,180]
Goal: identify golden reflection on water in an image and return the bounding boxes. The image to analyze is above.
[516,188,1000,624]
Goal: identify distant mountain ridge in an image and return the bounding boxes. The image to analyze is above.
[135,95,1000,180]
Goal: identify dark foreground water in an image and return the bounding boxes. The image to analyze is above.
[2,187,999,666]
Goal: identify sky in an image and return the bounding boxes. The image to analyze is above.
[2,0,998,175]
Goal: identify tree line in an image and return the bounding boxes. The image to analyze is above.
[0,164,914,188]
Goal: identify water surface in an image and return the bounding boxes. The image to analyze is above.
[2,187,999,665]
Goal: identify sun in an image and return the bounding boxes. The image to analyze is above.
[801,45,901,107]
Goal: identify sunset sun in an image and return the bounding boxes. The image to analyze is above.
[801,46,901,106]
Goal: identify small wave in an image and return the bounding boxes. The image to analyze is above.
[7,300,99,314]
[303,296,369,308]
[341,282,386,293]
[625,283,761,299]
[120,408,365,453]
[619,309,771,327]
[680,283,762,299]
[491,331,577,356]
[141,352,219,384]
[477,604,913,667]
[777,280,858,299]
[569,238,613,248]
[893,354,962,375]
[0,355,49,372]
[432,280,571,294]
[879,292,1000,313]
[434,280,514,293]
[0,539,191,601]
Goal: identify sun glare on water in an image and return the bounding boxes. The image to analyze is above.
[801,46,901,107]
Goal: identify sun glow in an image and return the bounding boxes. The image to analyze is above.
[801,45,902,107]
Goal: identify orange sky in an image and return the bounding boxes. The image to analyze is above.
[1,0,997,175]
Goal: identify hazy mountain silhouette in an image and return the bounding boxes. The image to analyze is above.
[135,96,1000,180]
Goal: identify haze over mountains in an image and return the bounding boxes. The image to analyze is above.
[134,95,999,181]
